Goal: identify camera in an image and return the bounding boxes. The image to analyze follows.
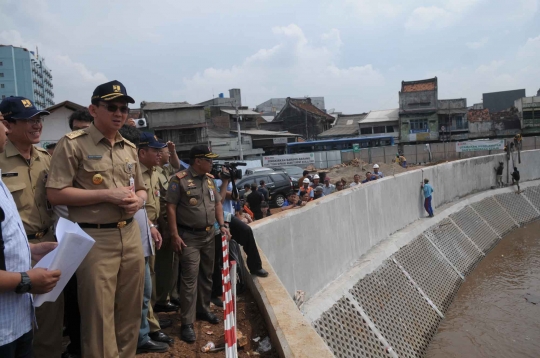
[135,118,147,128]
[211,161,246,181]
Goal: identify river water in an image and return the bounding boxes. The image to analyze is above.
[426,220,540,358]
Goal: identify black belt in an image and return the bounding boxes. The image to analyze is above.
[79,218,134,229]
[27,228,49,240]
[178,224,213,232]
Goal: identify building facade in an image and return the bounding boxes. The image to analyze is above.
[359,109,399,141]
[515,95,540,135]
[272,97,334,140]
[0,45,54,109]
[437,99,468,141]
[399,77,439,143]
[483,89,525,113]
[40,101,86,148]
[198,88,242,108]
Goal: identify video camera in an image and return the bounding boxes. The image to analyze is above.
[211,162,246,181]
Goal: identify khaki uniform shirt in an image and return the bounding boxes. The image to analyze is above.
[141,164,160,222]
[46,124,145,224]
[0,141,53,234]
[165,167,221,229]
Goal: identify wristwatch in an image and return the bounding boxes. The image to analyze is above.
[219,224,228,229]
[149,224,158,229]
[15,272,32,294]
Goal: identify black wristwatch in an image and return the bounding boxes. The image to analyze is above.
[219,224,228,229]
[15,272,32,294]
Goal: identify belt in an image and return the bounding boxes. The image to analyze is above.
[79,218,134,229]
[178,224,213,232]
[27,228,49,240]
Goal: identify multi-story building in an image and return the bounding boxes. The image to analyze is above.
[437,99,468,141]
[0,45,54,109]
[483,89,525,113]
[198,88,242,108]
[398,77,439,143]
[515,94,540,135]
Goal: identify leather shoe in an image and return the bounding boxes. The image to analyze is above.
[159,318,172,329]
[170,297,181,306]
[149,331,174,346]
[181,324,196,343]
[136,339,169,354]
[211,296,223,308]
[154,302,179,313]
[251,268,269,277]
[196,311,220,324]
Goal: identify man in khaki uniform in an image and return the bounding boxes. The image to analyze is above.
[154,141,181,310]
[166,145,230,343]
[0,96,64,358]
[46,80,148,358]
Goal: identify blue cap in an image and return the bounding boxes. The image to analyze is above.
[0,96,50,120]
[139,132,166,149]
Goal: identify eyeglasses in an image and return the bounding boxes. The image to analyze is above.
[200,158,213,163]
[99,102,130,114]
[22,117,44,125]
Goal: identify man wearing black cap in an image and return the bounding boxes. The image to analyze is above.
[46,80,147,358]
[0,96,64,358]
[166,145,230,343]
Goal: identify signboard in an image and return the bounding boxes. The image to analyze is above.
[456,139,504,152]
[263,153,315,167]
[352,143,360,153]
[272,137,288,144]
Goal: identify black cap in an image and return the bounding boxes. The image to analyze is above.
[91,80,135,104]
[0,96,50,120]
[139,132,167,149]
[189,145,219,159]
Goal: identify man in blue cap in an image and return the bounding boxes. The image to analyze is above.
[0,96,65,358]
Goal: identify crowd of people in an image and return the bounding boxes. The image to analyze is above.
[0,80,267,358]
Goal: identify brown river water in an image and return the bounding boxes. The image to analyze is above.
[426,220,540,358]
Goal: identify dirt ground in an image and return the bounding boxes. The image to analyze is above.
[140,287,278,358]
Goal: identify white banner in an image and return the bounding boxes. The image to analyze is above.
[272,137,288,144]
[456,139,505,152]
[263,153,315,166]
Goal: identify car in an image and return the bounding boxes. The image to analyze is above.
[236,171,292,207]
[244,167,274,176]
[270,166,304,189]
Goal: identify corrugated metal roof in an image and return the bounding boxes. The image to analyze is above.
[220,109,261,116]
[141,102,203,111]
[335,113,367,126]
[231,129,298,137]
[289,98,334,120]
[318,126,359,137]
[360,109,399,124]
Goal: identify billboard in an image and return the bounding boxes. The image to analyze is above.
[456,139,505,152]
[263,153,315,167]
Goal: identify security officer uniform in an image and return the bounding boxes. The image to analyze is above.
[0,97,64,358]
[46,81,145,358]
[154,164,180,306]
[166,154,222,328]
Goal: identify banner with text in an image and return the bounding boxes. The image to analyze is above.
[263,153,315,167]
[456,139,505,152]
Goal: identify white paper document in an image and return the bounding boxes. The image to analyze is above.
[33,218,95,307]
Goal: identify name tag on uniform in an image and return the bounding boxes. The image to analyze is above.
[209,189,215,202]
[1,172,18,177]
[87,155,103,160]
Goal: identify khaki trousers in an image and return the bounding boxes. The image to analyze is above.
[30,231,64,358]
[147,252,161,333]
[77,222,144,358]
[178,229,215,325]
[155,215,179,305]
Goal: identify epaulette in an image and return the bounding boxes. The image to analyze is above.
[124,139,136,149]
[66,130,87,139]
[35,146,51,156]
[205,173,214,179]
[176,171,187,179]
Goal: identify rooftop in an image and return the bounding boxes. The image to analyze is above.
[46,100,85,113]
[220,109,261,116]
[401,77,437,93]
[140,101,203,111]
[289,98,334,120]
[231,129,298,137]
[318,126,359,137]
[360,108,399,124]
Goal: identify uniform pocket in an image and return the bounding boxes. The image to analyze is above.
[81,161,109,187]
[6,182,29,211]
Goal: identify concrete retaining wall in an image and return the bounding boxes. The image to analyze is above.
[251,150,540,300]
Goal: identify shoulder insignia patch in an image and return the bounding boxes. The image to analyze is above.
[124,139,136,149]
[66,130,87,140]
[205,173,215,179]
[176,171,187,179]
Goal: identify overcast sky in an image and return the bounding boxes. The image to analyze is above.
[1,0,539,113]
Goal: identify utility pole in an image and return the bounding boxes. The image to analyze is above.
[236,106,244,160]
[305,109,308,141]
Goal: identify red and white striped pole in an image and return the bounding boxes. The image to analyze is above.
[221,235,238,358]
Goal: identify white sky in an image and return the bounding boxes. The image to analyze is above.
[1,0,539,113]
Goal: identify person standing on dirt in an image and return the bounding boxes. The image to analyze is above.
[421,178,434,217]
[258,180,270,202]
[494,162,504,188]
[310,174,321,188]
[335,181,344,192]
[512,167,521,193]
[322,177,335,196]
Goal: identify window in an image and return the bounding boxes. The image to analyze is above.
[0,84,3,88]
[0,61,3,66]
[523,111,533,120]
[0,73,3,77]
[373,126,386,134]
[386,125,394,133]
[409,102,431,108]
[409,118,428,132]
[360,127,372,135]
[534,110,540,120]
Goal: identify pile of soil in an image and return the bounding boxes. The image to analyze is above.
[140,288,278,357]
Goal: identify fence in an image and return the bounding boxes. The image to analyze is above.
[308,136,540,168]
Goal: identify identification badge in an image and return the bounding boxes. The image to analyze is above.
[155,190,160,197]
[209,189,215,202]
[88,155,102,160]
[129,175,135,191]
[1,172,18,178]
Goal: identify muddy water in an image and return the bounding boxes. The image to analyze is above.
[426,220,540,358]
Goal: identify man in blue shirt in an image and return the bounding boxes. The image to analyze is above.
[421,178,434,217]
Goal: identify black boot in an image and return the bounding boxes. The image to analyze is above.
[181,324,196,343]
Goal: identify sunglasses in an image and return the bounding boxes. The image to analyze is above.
[99,102,130,114]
